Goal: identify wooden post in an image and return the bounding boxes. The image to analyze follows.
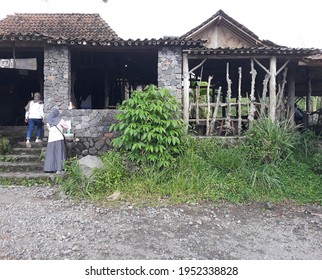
[276,67,288,121]
[249,59,257,127]
[237,67,242,135]
[195,66,204,125]
[182,53,190,129]
[306,71,312,113]
[206,76,212,135]
[287,68,296,126]
[210,86,222,135]
[261,74,270,116]
[206,75,213,136]
[305,72,313,128]
[226,62,232,130]
[269,56,277,122]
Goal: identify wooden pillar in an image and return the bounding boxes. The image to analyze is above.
[306,71,312,113]
[249,59,257,127]
[182,53,190,129]
[287,68,296,126]
[237,67,242,135]
[269,56,277,122]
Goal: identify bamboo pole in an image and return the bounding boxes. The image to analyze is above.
[206,75,213,136]
[238,67,242,135]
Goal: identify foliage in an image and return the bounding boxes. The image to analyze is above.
[58,157,88,197]
[60,123,321,205]
[88,151,128,196]
[110,85,186,167]
[0,137,9,155]
[244,118,298,164]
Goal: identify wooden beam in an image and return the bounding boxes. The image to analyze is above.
[269,56,277,122]
[189,58,207,74]
[253,58,269,74]
[276,60,290,76]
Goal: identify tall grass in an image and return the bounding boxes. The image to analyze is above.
[60,118,322,205]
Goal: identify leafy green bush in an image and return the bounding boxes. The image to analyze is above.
[110,85,186,167]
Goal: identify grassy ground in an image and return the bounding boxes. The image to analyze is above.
[59,130,322,206]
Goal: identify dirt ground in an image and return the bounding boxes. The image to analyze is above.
[0,186,321,260]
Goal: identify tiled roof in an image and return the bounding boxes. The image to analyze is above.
[180,10,279,47]
[302,53,322,61]
[0,14,205,47]
[184,47,321,56]
[0,13,120,41]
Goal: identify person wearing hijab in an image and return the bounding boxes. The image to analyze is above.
[25,92,44,148]
[43,107,69,174]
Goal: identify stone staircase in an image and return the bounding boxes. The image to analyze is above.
[0,139,56,184]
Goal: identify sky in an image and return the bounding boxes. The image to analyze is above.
[0,0,321,49]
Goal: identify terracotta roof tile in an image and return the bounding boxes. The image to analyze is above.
[0,13,119,41]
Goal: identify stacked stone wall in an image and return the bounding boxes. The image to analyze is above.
[43,46,71,113]
[62,109,117,156]
[158,46,182,101]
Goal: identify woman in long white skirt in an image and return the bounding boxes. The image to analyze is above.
[44,108,69,174]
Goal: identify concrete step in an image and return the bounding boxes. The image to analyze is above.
[0,161,44,172]
[0,171,56,181]
[10,147,44,155]
[15,141,47,148]
[1,154,41,162]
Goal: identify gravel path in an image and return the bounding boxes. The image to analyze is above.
[0,186,321,260]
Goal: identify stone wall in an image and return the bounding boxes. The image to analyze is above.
[43,46,117,156]
[62,109,118,156]
[43,45,71,114]
[158,46,183,101]
[42,45,185,157]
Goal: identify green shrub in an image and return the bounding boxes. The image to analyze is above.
[58,157,87,197]
[0,137,9,155]
[89,151,128,196]
[244,118,298,164]
[110,85,186,167]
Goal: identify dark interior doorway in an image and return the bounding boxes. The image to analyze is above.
[0,49,43,126]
